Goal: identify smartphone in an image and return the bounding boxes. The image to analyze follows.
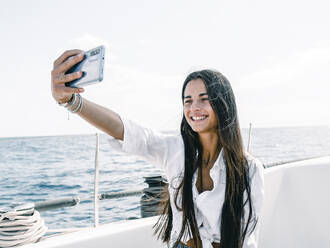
[65,45,105,88]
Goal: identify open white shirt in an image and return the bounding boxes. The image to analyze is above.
[108,117,265,248]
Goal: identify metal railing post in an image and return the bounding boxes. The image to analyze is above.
[94,133,100,227]
[247,123,252,152]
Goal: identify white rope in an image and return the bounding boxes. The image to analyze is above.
[0,204,47,247]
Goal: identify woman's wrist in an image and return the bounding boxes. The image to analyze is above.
[58,94,74,107]
[68,94,83,113]
[58,94,83,114]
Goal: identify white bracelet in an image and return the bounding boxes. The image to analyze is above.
[70,94,82,113]
[69,94,78,108]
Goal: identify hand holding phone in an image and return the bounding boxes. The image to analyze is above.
[65,45,105,88]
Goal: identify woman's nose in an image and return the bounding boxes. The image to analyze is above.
[190,101,201,111]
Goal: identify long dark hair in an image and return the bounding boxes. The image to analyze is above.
[154,69,257,248]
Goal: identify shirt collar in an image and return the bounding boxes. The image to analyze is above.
[212,147,225,172]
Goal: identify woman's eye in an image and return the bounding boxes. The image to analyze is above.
[202,98,209,101]
[184,100,192,104]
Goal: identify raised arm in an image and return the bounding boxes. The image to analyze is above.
[51,49,124,140]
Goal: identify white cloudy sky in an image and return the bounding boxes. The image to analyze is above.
[1,0,330,138]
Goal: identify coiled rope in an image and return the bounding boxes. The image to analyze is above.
[0,203,47,247]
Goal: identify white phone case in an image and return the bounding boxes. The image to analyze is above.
[65,45,105,88]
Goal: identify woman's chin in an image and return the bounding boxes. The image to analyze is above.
[188,120,214,133]
[191,125,207,133]
[191,124,218,134]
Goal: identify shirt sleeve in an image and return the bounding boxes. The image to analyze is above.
[107,116,176,174]
[242,157,265,248]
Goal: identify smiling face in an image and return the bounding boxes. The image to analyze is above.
[183,78,219,134]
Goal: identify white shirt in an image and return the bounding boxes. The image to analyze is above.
[108,117,265,248]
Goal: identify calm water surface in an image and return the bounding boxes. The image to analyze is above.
[0,125,329,229]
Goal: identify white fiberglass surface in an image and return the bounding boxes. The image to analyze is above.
[22,156,330,248]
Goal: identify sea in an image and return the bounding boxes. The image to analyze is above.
[0,126,330,230]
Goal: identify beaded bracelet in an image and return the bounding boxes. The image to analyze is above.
[58,94,83,117]
[70,94,82,113]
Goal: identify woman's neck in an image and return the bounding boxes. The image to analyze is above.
[198,131,221,168]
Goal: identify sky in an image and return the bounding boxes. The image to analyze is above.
[1,0,330,138]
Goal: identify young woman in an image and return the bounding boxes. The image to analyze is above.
[51,50,264,248]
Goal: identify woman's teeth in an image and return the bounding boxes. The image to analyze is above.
[191,116,207,121]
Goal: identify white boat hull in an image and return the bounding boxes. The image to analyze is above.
[22,216,165,248]
[259,156,330,247]
[22,156,330,248]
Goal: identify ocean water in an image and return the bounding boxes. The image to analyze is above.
[0,126,330,230]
